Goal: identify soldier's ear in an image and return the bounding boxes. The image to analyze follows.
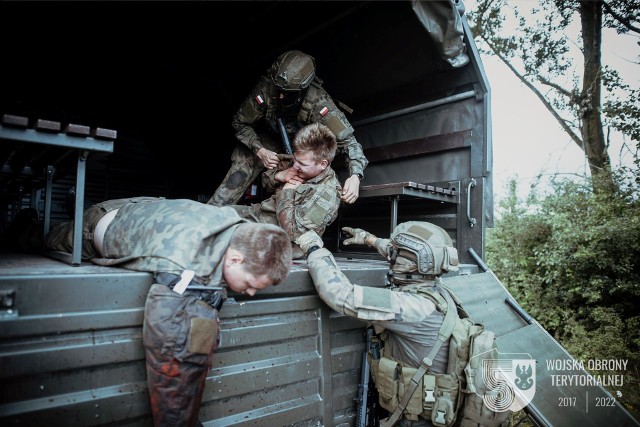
[320,159,328,170]
[224,248,245,266]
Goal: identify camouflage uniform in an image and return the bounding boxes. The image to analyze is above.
[208,75,368,206]
[306,247,449,373]
[230,163,342,248]
[301,222,462,427]
[45,197,244,427]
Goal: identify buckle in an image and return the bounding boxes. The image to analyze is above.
[424,389,435,403]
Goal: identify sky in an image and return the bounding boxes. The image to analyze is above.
[469,2,640,201]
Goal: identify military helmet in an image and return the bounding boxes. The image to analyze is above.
[390,221,459,276]
[270,50,316,91]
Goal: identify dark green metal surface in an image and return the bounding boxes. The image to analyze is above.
[443,272,640,427]
[0,253,386,426]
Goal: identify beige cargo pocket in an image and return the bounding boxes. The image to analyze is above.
[400,366,423,417]
[188,316,218,354]
[431,374,458,427]
[376,357,400,413]
[179,298,220,366]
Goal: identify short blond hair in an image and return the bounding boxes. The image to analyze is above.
[293,123,337,163]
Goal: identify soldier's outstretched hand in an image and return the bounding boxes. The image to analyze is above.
[342,227,373,246]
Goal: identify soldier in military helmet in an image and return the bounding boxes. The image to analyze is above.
[229,122,342,259]
[41,196,292,427]
[208,49,368,207]
[296,222,461,427]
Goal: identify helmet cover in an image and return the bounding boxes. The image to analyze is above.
[271,50,316,91]
[390,221,459,276]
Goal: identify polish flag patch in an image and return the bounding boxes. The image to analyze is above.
[319,106,329,116]
[255,94,264,105]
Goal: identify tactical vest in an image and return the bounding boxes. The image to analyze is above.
[298,79,323,123]
[368,282,511,427]
[261,76,354,149]
[258,78,315,140]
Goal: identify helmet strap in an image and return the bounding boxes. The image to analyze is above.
[386,247,399,287]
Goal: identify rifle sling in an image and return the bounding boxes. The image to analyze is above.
[380,285,458,427]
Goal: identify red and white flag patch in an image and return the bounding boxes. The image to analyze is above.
[319,106,329,116]
[255,94,264,105]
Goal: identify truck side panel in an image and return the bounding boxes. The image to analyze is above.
[0,255,386,426]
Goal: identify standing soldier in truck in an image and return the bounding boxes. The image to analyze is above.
[208,49,368,206]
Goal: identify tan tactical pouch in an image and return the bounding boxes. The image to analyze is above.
[430,373,461,426]
[457,328,511,427]
[399,365,423,420]
[376,356,400,413]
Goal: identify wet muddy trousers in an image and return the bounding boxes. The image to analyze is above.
[143,284,221,427]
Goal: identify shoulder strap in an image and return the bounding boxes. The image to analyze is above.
[381,285,459,427]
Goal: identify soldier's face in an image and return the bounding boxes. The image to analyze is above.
[223,248,272,296]
[225,269,271,296]
[278,90,303,107]
[292,150,327,180]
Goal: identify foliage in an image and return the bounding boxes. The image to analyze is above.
[468,0,640,193]
[487,172,640,419]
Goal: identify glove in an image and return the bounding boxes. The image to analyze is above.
[295,230,324,254]
[342,227,373,246]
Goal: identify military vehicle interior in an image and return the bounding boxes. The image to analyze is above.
[1,0,479,252]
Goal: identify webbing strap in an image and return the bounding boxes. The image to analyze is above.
[380,285,458,427]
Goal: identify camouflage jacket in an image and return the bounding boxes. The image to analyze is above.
[232,75,368,177]
[91,198,245,285]
[246,165,342,241]
[306,248,449,372]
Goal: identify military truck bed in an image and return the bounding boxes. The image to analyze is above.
[2,253,639,426]
[0,252,389,426]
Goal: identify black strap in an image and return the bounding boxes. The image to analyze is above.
[154,272,226,311]
[154,272,183,287]
[154,272,218,289]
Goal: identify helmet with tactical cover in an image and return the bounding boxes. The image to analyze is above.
[390,221,459,277]
[270,50,316,92]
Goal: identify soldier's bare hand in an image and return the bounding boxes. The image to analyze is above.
[342,227,372,246]
[277,168,304,185]
[340,175,361,204]
[257,147,280,169]
[284,168,304,184]
[283,181,302,190]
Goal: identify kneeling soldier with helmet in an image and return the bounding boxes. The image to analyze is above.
[297,223,510,427]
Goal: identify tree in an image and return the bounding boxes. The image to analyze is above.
[486,175,640,420]
[468,0,640,193]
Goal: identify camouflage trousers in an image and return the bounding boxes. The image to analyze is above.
[207,133,281,206]
[44,203,107,259]
[44,197,163,259]
[143,284,221,427]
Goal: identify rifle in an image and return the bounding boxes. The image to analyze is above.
[356,327,377,427]
[276,118,293,155]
